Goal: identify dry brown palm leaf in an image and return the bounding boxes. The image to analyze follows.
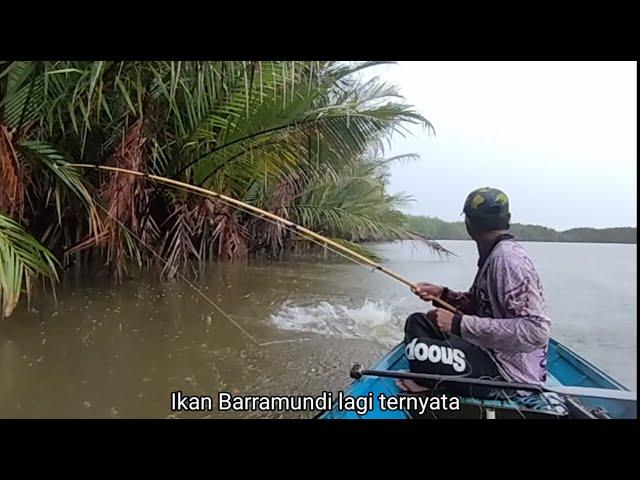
[210,200,249,261]
[250,178,297,255]
[160,199,201,279]
[191,197,218,261]
[0,124,25,221]
[99,119,149,280]
[408,231,456,257]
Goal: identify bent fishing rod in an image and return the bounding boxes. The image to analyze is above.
[67,163,462,315]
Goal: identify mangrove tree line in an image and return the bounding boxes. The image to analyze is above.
[0,61,432,317]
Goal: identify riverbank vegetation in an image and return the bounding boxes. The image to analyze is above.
[0,61,435,317]
[406,215,637,244]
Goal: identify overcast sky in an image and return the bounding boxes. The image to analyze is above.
[367,62,637,231]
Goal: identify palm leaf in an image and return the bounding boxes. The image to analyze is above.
[0,212,59,318]
[18,140,101,234]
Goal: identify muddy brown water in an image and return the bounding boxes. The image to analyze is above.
[0,240,636,418]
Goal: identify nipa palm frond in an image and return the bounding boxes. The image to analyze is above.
[0,212,59,318]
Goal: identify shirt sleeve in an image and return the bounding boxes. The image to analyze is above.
[459,254,550,353]
[441,287,476,315]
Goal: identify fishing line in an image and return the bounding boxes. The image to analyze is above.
[61,166,574,418]
[94,202,261,345]
[94,201,309,347]
[212,190,473,380]
[69,164,467,377]
[66,164,462,315]
[193,195,467,355]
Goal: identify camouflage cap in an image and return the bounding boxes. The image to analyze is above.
[462,188,510,231]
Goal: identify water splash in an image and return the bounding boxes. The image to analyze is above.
[269,299,409,347]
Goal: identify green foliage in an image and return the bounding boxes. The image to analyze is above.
[406,215,637,244]
[0,61,432,315]
[558,227,636,244]
[0,212,58,317]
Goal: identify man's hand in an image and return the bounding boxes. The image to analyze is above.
[412,282,444,303]
[426,308,455,333]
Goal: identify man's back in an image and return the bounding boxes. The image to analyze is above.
[462,239,551,385]
[403,187,552,395]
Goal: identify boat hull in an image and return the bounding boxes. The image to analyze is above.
[318,338,636,419]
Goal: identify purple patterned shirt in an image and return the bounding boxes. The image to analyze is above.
[443,239,550,385]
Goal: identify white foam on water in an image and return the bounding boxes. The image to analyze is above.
[269,298,407,347]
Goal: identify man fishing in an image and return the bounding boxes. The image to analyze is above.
[399,187,551,398]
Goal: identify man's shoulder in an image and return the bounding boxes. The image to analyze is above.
[494,238,527,255]
[488,239,535,272]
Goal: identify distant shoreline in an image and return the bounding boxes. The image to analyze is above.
[405,215,637,245]
[424,238,637,245]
